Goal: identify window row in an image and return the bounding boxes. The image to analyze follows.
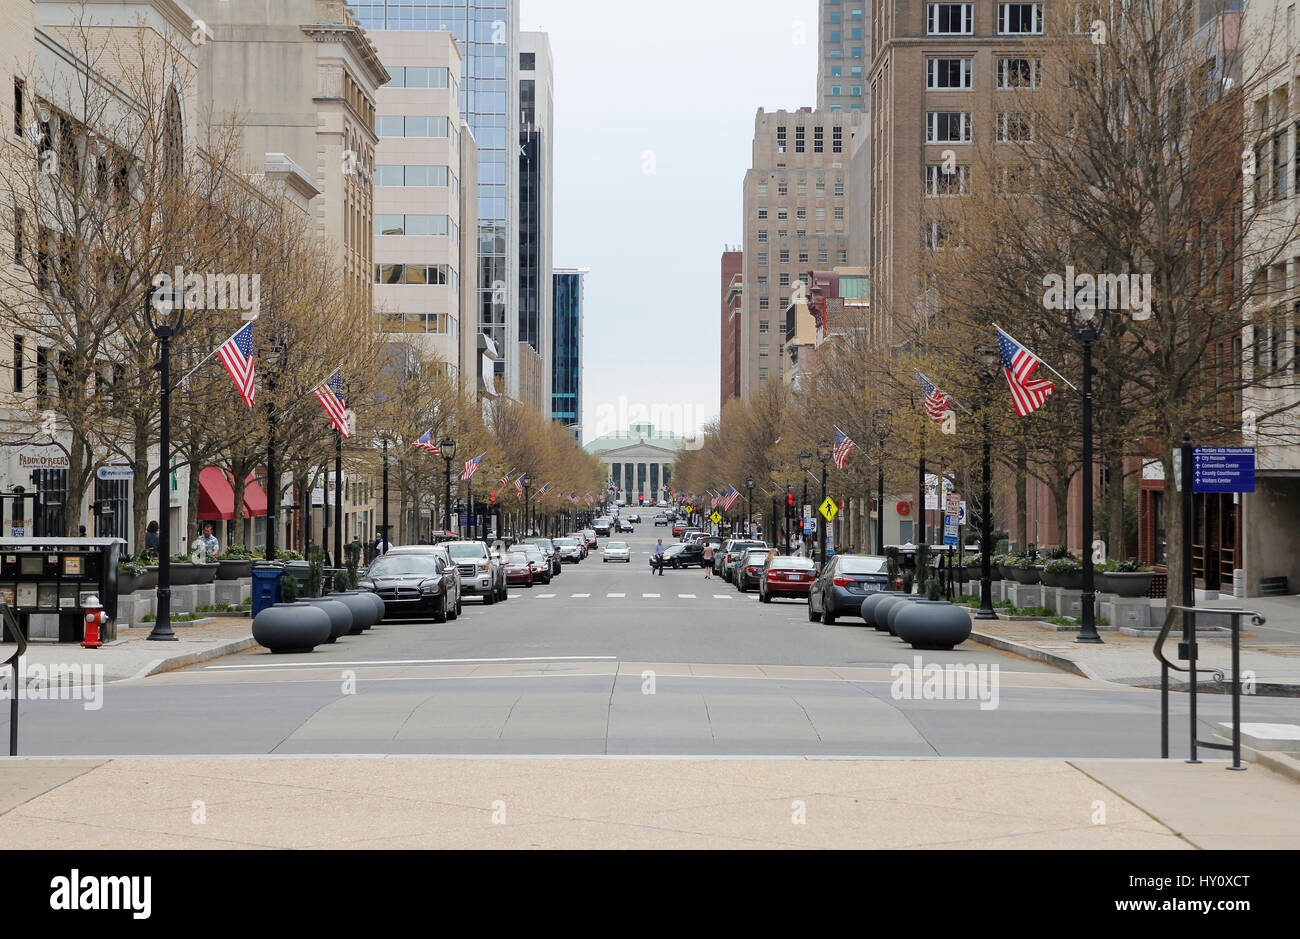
[774,125,845,154]
[374,164,457,193]
[382,67,453,90]
[928,3,1043,36]
[375,263,458,289]
[375,214,459,242]
[377,115,456,141]
[757,207,845,221]
[758,181,845,197]
[379,312,458,337]
[927,57,1043,90]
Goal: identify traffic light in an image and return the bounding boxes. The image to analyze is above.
[787,492,795,508]
[638,494,644,504]
[489,491,497,505]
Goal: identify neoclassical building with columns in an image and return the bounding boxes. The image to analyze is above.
[586,424,685,503]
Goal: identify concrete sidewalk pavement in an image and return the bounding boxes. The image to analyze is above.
[0,755,1295,849]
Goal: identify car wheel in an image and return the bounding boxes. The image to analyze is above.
[822,603,837,625]
[484,589,495,606]
[760,589,771,603]
[456,597,463,616]
[807,600,820,622]
[432,596,448,624]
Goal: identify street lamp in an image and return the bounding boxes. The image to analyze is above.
[440,437,457,534]
[263,340,284,562]
[799,451,811,554]
[1069,298,1109,644]
[817,446,831,561]
[143,277,185,642]
[521,474,532,537]
[873,409,890,554]
[976,347,1000,621]
[745,475,754,535]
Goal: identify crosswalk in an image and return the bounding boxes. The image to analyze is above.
[529,592,758,602]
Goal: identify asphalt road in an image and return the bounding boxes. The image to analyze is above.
[7,525,1298,757]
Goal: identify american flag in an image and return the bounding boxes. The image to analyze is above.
[313,370,350,438]
[216,323,255,409]
[569,492,579,504]
[918,372,952,425]
[414,431,441,454]
[721,486,741,511]
[460,453,485,481]
[514,478,524,499]
[832,426,857,469]
[996,325,1056,417]
[500,468,515,485]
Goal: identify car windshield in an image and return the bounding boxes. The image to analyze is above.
[771,557,816,571]
[368,557,441,577]
[606,542,628,550]
[505,552,530,564]
[836,556,889,575]
[554,539,576,547]
[732,541,766,552]
[447,544,487,559]
[520,547,544,560]
[665,545,685,555]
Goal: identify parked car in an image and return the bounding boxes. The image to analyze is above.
[808,555,891,625]
[654,514,669,527]
[593,517,613,537]
[603,541,631,563]
[358,550,461,623]
[517,544,552,584]
[529,538,562,577]
[502,550,535,588]
[759,556,818,603]
[672,521,687,537]
[718,539,768,580]
[734,548,774,592]
[445,541,507,604]
[565,534,589,559]
[554,537,584,564]
[582,529,599,549]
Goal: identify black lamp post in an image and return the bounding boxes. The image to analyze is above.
[799,451,811,554]
[873,409,890,554]
[521,474,532,537]
[976,347,999,621]
[1070,299,1108,644]
[144,278,185,642]
[818,447,830,560]
[745,475,754,535]
[264,341,284,562]
[381,437,390,550]
[440,437,457,534]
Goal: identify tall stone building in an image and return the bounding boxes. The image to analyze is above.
[817,0,870,112]
[518,31,554,414]
[739,108,861,398]
[720,247,743,407]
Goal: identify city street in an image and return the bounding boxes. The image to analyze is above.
[6,528,1297,759]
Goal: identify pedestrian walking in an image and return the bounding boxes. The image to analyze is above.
[702,541,714,579]
[653,538,666,576]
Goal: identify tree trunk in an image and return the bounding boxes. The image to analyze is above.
[131,419,151,554]
[1014,442,1028,551]
[1161,446,1189,611]
[65,437,93,538]
[1106,449,1125,561]
[1052,467,1071,550]
[185,461,201,556]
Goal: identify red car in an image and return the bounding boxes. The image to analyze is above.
[759,556,818,603]
[672,522,687,537]
[503,551,535,588]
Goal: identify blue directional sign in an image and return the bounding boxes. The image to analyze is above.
[1193,447,1255,494]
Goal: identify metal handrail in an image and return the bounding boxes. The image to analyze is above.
[1155,604,1265,770]
[1,602,28,756]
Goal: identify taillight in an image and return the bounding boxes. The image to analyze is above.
[833,577,854,587]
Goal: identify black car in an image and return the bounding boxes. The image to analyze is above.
[648,542,708,570]
[358,552,461,623]
[807,555,891,625]
[734,549,772,591]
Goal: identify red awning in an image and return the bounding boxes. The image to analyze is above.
[198,467,268,521]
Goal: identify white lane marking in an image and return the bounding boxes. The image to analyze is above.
[537,594,557,599]
[571,593,591,598]
[678,594,697,599]
[714,595,732,600]
[607,593,626,598]
[203,656,620,671]
[642,593,660,599]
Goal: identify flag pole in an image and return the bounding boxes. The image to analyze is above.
[993,322,1079,392]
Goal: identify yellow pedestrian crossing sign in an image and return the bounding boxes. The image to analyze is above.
[819,497,838,523]
[710,512,722,524]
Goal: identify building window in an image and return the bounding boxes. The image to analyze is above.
[778,181,788,196]
[926,164,970,196]
[799,250,809,264]
[927,58,973,90]
[759,297,770,310]
[759,344,770,357]
[796,126,806,153]
[758,230,768,243]
[996,112,1034,142]
[834,207,844,220]
[778,207,788,220]
[13,77,23,138]
[780,249,790,263]
[814,126,824,153]
[833,126,844,153]
[998,3,1044,35]
[928,4,973,35]
[816,207,826,221]
[759,320,770,334]
[927,111,972,143]
[796,208,807,220]
[780,272,791,287]
[12,335,22,392]
[998,57,1041,89]
[759,367,769,381]
[1276,129,1290,201]
[819,249,829,263]
[834,182,845,196]
[758,252,768,266]
[776,125,787,153]
[758,207,768,220]
[837,249,848,263]
[816,181,826,195]
[797,181,807,196]
[758,183,769,196]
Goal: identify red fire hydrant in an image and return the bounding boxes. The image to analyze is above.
[81,595,104,650]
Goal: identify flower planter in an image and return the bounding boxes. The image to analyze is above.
[1041,568,1084,590]
[358,590,385,625]
[885,595,926,637]
[859,592,892,629]
[1096,571,1154,598]
[895,600,972,651]
[871,594,910,634]
[252,602,331,653]
[117,571,141,595]
[997,563,1016,581]
[139,566,159,591]
[1010,566,1042,585]
[331,592,379,634]
[301,597,354,644]
[217,560,253,581]
[168,563,217,586]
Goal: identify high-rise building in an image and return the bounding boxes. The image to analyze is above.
[369,29,476,387]
[739,109,862,398]
[720,248,743,406]
[869,1,1041,339]
[519,32,555,414]
[818,1,871,112]
[350,1,522,399]
[552,268,587,436]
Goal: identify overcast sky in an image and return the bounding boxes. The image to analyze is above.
[521,0,819,443]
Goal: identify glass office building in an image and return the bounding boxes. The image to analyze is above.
[350,1,519,392]
[552,269,586,434]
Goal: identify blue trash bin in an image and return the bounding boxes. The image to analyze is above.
[251,566,283,617]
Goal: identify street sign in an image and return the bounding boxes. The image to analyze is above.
[1193,447,1255,494]
[710,511,722,524]
[958,501,967,525]
[803,504,812,519]
[943,514,959,547]
[10,528,23,538]
[819,497,838,523]
[802,518,815,535]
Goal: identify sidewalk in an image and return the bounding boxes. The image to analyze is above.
[0,618,255,686]
[0,755,1295,849]
[970,612,1300,692]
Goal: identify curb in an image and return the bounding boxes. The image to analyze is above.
[119,635,258,683]
[1255,750,1300,785]
[968,630,1102,681]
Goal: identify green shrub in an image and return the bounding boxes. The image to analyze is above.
[216,544,254,561]
[1045,558,1081,575]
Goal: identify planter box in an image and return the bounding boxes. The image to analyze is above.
[997,563,1016,581]
[168,563,218,586]
[138,566,159,591]
[117,571,141,595]
[217,559,253,581]
[1097,571,1154,598]
[1010,566,1042,585]
[1042,569,1084,590]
